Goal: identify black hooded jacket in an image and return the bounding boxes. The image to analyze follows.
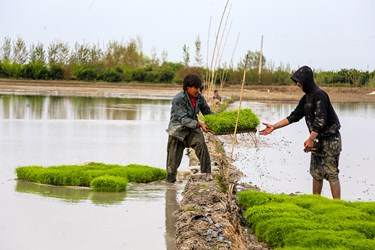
[287,66,341,138]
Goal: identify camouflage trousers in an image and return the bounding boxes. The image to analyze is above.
[166,129,211,182]
[310,133,342,184]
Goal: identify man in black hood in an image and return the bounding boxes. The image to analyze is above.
[260,66,342,199]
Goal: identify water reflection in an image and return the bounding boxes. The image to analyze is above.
[0,95,187,250]
[0,95,171,120]
[2,95,374,250]
[165,185,180,250]
[16,181,127,205]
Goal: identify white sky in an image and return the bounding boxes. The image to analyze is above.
[1,0,374,71]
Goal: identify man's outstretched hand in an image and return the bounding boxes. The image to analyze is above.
[259,122,274,135]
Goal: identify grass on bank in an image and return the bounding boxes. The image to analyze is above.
[16,162,167,192]
[203,108,260,134]
[237,190,375,249]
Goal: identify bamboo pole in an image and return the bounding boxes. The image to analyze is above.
[226,54,248,181]
[205,16,212,87]
[207,0,230,99]
[213,3,232,93]
[220,32,240,95]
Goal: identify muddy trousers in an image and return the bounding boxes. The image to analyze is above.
[166,130,211,182]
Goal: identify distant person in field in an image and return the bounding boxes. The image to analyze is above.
[212,89,222,108]
[166,74,214,183]
[259,65,342,199]
[212,89,222,102]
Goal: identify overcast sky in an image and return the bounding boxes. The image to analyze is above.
[1,0,374,71]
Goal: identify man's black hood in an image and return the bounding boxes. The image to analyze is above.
[291,66,318,94]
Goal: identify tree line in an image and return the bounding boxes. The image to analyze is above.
[0,36,374,87]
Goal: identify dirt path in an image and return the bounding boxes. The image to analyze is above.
[1,79,374,103]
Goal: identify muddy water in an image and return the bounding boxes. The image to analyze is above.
[0,95,187,250]
[1,96,374,250]
[223,101,375,201]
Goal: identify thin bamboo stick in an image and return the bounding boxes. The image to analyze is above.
[207,0,230,99]
[226,54,248,181]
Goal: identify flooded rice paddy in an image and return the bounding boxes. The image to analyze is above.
[0,95,374,250]
[224,101,375,201]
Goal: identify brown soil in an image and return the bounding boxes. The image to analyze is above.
[0,78,374,103]
[175,133,269,250]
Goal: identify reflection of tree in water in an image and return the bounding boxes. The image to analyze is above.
[165,185,180,250]
[15,181,126,205]
[0,95,171,120]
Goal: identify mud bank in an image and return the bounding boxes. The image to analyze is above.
[175,133,269,250]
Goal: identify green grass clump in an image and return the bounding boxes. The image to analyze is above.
[16,162,167,192]
[90,175,128,192]
[238,190,375,249]
[203,108,259,134]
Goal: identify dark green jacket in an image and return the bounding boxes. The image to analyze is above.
[166,90,213,141]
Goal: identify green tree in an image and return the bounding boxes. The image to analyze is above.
[0,36,12,61]
[103,39,143,69]
[237,50,266,71]
[48,40,70,65]
[13,37,28,64]
[182,44,190,66]
[70,42,92,65]
[194,35,203,66]
[29,42,46,63]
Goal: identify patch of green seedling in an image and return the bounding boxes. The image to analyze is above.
[237,190,375,249]
[203,108,259,134]
[16,162,167,192]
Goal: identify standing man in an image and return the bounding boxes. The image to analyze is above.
[166,74,214,183]
[259,66,342,199]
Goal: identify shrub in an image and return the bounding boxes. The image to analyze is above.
[76,68,97,81]
[131,68,148,82]
[49,64,64,80]
[101,67,123,82]
[156,68,175,83]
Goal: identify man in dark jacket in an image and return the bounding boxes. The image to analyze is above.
[166,74,214,183]
[259,66,342,199]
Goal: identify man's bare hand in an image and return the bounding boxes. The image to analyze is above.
[303,138,314,152]
[259,122,274,135]
[198,122,209,133]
